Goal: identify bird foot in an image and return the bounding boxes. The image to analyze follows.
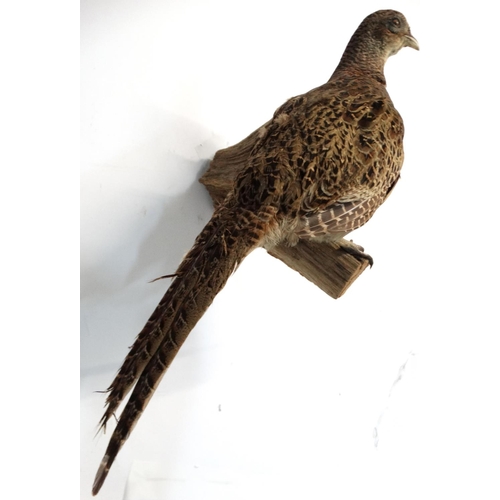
[338,239,373,267]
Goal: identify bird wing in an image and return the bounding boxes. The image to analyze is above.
[296,195,381,238]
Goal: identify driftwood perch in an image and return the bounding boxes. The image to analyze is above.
[199,126,369,299]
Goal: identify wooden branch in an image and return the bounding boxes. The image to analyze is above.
[199,127,369,299]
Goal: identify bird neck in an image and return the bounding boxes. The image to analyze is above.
[331,33,388,86]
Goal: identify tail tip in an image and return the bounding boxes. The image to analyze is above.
[92,455,110,496]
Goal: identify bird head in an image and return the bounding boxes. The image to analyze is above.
[334,10,419,81]
[365,10,419,58]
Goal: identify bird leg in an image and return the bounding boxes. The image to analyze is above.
[336,239,374,267]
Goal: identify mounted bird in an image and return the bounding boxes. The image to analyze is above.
[92,9,418,495]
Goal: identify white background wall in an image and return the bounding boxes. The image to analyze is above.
[81,1,500,499]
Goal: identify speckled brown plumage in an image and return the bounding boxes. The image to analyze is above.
[92,10,418,495]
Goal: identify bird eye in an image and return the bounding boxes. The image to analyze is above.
[392,18,401,27]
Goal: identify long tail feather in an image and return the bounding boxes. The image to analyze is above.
[92,203,276,495]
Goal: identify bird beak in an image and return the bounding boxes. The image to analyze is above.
[404,34,419,51]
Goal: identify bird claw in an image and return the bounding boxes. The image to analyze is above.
[339,239,374,267]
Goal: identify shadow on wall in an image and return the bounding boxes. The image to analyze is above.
[81,111,230,374]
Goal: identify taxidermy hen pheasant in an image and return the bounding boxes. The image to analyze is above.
[92,10,418,494]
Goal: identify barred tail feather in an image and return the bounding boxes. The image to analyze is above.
[92,205,276,495]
